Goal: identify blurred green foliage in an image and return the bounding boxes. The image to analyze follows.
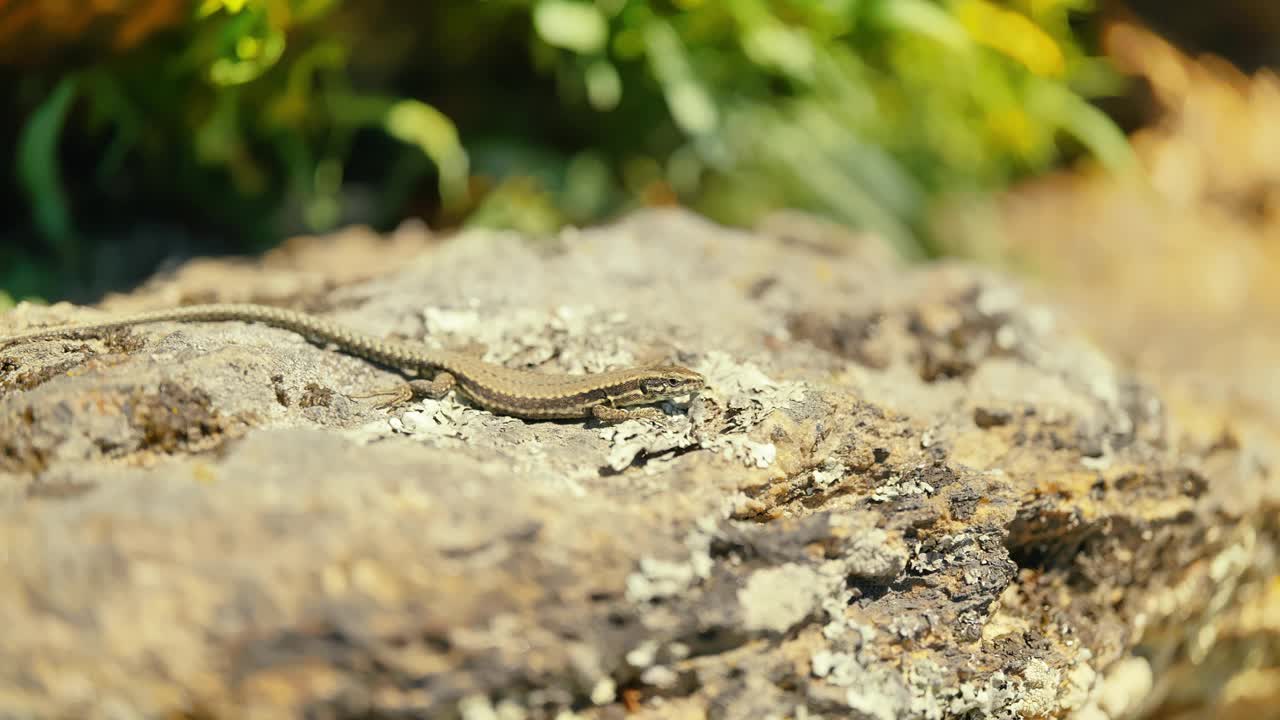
[5,0,1132,301]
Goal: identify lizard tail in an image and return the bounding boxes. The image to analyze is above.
[0,303,428,370]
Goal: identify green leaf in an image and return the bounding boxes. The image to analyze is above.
[645,20,718,135]
[742,23,816,79]
[869,0,970,51]
[384,99,471,210]
[16,75,79,259]
[585,59,622,110]
[206,9,288,87]
[1028,79,1137,175]
[534,0,608,54]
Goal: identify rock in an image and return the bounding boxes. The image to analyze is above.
[0,209,1273,718]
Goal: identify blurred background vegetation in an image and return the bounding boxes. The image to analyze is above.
[0,0,1148,304]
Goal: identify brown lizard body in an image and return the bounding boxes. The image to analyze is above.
[0,304,704,422]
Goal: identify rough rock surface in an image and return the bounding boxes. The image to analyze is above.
[0,209,1274,719]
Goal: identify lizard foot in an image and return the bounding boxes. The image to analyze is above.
[351,373,457,410]
[350,384,414,409]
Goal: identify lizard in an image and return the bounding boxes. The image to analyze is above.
[0,303,705,422]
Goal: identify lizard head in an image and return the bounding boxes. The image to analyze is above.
[631,365,705,404]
